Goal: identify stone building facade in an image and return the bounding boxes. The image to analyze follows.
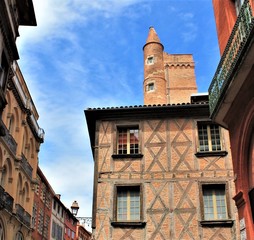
[0,61,44,239]
[0,0,36,136]
[85,28,239,239]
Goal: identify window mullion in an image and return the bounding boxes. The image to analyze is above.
[212,189,218,219]
[207,125,212,151]
[127,130,130,154]
[127,191,130,220]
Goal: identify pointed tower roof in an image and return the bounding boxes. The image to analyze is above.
[143,26,164,50]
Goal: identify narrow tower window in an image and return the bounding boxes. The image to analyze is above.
[146,82,155,92]
[147,56,154,65]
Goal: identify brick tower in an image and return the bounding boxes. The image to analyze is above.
[143,27,166,105]
[143,27,197,105]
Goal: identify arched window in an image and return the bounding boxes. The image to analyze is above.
[15,231,24,240]
[16,174,23,204]
[0,219,5,240]
[22,128,30,158]
[2,158,13,192]
[0,165,6,187]
[8,115,14,134]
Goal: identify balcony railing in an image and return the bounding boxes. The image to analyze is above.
[20,154,33,179]
[0,186,14,212]
[0,119,17,155]
[15,204,31,228]
[11,64,45,142]
[209,0,254,116]
[24,211,31,227]
[29,114,45,141]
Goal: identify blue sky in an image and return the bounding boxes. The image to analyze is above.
[17,0,220,227]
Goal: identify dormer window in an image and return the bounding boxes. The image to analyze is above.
[147,56,154,65]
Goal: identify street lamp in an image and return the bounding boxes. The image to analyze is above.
[71,200,79,216]
[70,200,92,228]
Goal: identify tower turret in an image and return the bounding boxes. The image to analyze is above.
[143,27,167,105]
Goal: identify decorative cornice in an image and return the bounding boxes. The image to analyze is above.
[165,62,195,68]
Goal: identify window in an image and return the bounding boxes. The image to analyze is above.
[32,203,37,229]
[0,52,8,88]
[146,56,154,64]
[71,231,75,239]
[146,82,154,92]
[15,232,24,240]
[116,185,141,222]
[198,123,222,152]
[202,184,227,221]
[0,220,4,240]
[52,221,63,240]
[117,127,139,154]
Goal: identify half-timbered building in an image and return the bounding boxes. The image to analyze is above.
[85,27,239,240]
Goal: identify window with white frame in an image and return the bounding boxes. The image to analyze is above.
[117,127,139,155]
[146,56,154,65]
[146,82,155,92]
[197,123,222,152]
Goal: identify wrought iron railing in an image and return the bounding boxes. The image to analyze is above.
[15,203,31,227]
[0,185,4,209]
[29,114,45,140]
[11,63,45,142]
[16,203,25,220]
[0,186,14,212]
[23,211,31,228]
[3,191,14,212]
[20,154,33,179]
[0,119,17,155]
[209,0,254,116]
[77,217,92,228]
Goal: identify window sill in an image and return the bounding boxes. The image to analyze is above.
[195,151,228,158]
[111,221,146,227]
[112,154,143,159]
[200,219,233,227]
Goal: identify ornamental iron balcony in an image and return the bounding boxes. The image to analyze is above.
[0,185,4,209]
[0,186,14,212]
[20,154,33,179]
[0,119,17,155]
[208,0,254,117]
[23,211,31,228]
[12,74,27,108]
[29,114,45,141]
[16,203,25,220]
[77,217,92,228]
[15,203,31,227]
[11,64,45,142]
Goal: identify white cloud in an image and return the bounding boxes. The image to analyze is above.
[18,0,144,48]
